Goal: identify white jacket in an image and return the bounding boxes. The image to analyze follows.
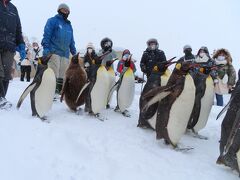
[31,47,43,64]
[14,51,32,66]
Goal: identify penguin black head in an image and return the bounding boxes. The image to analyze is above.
[175,62,192,74]
[39,54,52,65]
[71,53,79,64]
[71,53,84,67]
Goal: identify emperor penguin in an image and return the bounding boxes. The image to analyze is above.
[17,55,56,120]
[187,62,215,138]
[61,53,88,112]
[142,62,196,148]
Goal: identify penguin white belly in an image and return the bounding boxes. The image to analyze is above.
[148,111,157,130]
[35,68,56,118]
[236,149,240,172]
[117,68,135,112]
[193,76,214,132]
[91,66,109,114]
[107,68,116,104]
[167,74,195,146]
[161,69,171,86]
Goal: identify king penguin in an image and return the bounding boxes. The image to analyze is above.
[17,55,56,120]
[187,63,214,138]
[142,62,196,148]
[61,53,88,112]
[90,64,109,116]
[115,59,135,117]
[138,63,171,129]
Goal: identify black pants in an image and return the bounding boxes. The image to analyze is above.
[0,51,14,98]
[20,66,31,82]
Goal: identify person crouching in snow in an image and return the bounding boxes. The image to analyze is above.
[212,49,236,106]
[114,49,136,117]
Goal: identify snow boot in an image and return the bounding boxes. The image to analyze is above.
[0,97,12,110]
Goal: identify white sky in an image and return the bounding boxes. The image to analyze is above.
[12,0,240,67]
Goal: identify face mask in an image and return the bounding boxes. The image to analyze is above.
[123,54,130,60]
[59,11,69,20]
[150,44,156,50]
[217,55,225,61]
[184,49,192,56]
[199,52,206,58]
[88,49,93,54]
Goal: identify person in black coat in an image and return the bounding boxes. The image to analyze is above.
[0,0,25,109]
[140,38,167,78]
[178,45,195,63]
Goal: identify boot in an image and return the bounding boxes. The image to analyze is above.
[3,80,9,97]
[56,78,63,94]
[0,78,5,98]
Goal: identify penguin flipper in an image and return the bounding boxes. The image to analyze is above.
[216,98,232,120]
[142,90,171,112]
[143,84,175,100]
[76,82,90,103]
[17,83,37,109]
[107,81,120,103]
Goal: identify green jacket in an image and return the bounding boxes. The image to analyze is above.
[217,64,236,86]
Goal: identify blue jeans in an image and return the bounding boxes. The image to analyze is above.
[216,94,223,106]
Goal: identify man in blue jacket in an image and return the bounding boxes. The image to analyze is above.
[41,3,76,95]
[0,0,26,109]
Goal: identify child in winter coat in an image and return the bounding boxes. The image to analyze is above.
[117,49,136,74]
[213,49,236,106]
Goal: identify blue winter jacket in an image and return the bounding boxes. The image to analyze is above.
[41,14,76,58]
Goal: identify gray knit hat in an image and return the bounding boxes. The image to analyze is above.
[57,3,70,12]
[183,45,192,52]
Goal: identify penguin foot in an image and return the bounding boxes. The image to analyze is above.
[192,132,208,140]
[220,154,239,172]
[40,116,50,123]
[114,106,120,112]
[174,145,194,152]
[90,113,107,121]
[122,110,131,117]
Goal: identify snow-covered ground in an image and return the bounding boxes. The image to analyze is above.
[0,79,239,180]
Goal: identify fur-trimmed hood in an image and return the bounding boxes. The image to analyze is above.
[213,48,232,64]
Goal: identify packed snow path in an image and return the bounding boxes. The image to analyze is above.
[0,79,238,180]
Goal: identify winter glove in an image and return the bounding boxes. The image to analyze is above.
[16,44,26,61]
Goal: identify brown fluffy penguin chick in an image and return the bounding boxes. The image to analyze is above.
[61,53,87,111]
